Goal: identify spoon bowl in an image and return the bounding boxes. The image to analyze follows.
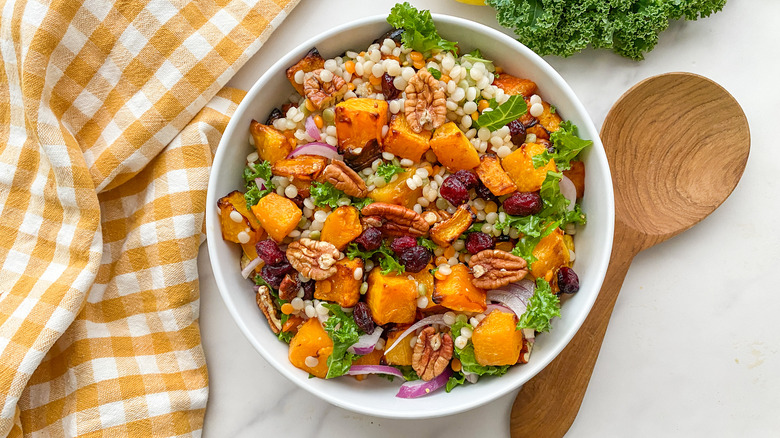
[509,72,749,437]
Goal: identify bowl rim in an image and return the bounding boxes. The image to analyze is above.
[206,13,614,419]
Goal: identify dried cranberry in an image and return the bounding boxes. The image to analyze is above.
[503,192,543,216]
[261,261,294,288]
[265,108,284,125]
[557,267,580,294]
[475,182,498,202]
[508,119,526,145]
[453,170,479,190]
[390,235,417,253]
[465,232,494,254]
[537,138,555,153]
[355,227,383,251]
[398,246,431,273]
[290,194,305,208]
[381,73,401,100]
[353,302,375,334]
[440,175,469,206]
[302,280,315,300]
[256,239,286,266]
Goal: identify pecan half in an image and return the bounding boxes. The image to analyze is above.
[256,285,282,334]
[468,249,528,289]
[278,273,300,301]
[405,69,447,133]
[360,215,383,229]
[319,160,368,197]
[361,202,429,236]
[304,68,348,110]
[412,327,453,381]
[286,238,342,281]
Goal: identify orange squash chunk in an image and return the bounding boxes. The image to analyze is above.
[366,269,418,325]
[271,155,328,181]
[525,124,549,140]
[288,318,333,378]
[476,154,517,196]
[367,169,423,209]
[285,47,325,95]
[335,98,388,154]
[472,310,524,366]
[502,142,556,192]
[251,193,302,242]
[250,120,294,165]
[433,264,486,313]
[430,122,481,171]
[314,257,363,308]
[384,328,414,366]
[320,206,363,251]
[531,228,570,280]
[536,100,562,133]
[492,74,537,97]
[218,191,264,245]
[563,160,585,200]
[408,265,442,312]
[383,113,432,162]
[430,204,476,247]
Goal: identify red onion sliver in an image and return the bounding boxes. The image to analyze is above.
[287,142,342,160]
[560,174,577,212]
[396,367,452,398]
[485,303,514,314]
[522,328,535,343]
[464,371,479,384]
[347,365,404,378]
[486,290,528,318]
[383,315,446,355]
[347,326,384,355]
[305,116,321,141]
[254,177,266,191]
[241,257,262,279]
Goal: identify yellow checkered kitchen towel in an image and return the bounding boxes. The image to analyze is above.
[0,0,300,435]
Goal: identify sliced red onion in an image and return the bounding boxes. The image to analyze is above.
[384,315,446,355]
[287,142,342,160]
[485,303,514,314]
[305,116,321,141]
[486,279,536,318]
[560,174,577,211]
[522,328,535,343]
[347,326,384,355]
[347,364,404,378]
[241,257,262,279]
[254,177,266,191]
[463,371,479,384]
[396,367,452,398]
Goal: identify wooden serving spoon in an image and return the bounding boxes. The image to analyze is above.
[509,72,750,437]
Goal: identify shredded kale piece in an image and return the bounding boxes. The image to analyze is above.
[516,278,561,333]
[322,303,361,379]
[473,95,527,131]
[387,2,458,54]
[243,161,275,209]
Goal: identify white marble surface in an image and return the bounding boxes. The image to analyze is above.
[199,0,780,436]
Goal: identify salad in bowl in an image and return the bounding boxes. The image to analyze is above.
[215,3,593,399]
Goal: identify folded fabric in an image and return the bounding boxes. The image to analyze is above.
[0,0,299,435]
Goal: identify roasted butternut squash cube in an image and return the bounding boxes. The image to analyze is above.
[525,124,549,140]
[320,206,363,251]
[288,318,332,378]
[472,310,524,366]
[250,120,294,165]
[531,228,570,280]
[430,204,476,247]
[314,257,363,308]
[536,101,562,133]
[367,169,422,209]
[433,264,486,313]
[476,154,517,196]
[352,348,384,381]
[335,98,388,154]
[430,122,481,171]
[492,74,537,97]
[384,328,414,366]
[218,191,264,245]
[502,142,556,192]
[251,193,302,242]
[271,155,328,181]
[366,269,418,325]
[285,47,325,95]
[409,265,442,312]
[383,114,432,162]
[563,160,585,200]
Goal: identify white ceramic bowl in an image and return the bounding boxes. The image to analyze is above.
[206,14,614,419]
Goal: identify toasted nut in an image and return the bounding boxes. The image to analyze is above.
[256,285,282,334]
[319,160,368,197]
[286,238,342,281]
[412,326,453,381]
[361,202,429,236]
[278,273,300,301]
[304,68,348,110]
[468,249,528,289]
[360,215,383,229]
[405,69,447,133]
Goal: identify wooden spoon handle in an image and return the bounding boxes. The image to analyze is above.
[510,224,641,437]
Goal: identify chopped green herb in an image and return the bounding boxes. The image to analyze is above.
[243,161,275,209]
[428,67,442,80]
[387,2,457,54]
[516,278,561,333]
[346,242,405,275]
[376,162,406,183]
[322,303,361,378]
[417,237,437,252]
[473,95,527,131]
[351,197,374,210]
[532,121,592,171]
[310,181,346,208]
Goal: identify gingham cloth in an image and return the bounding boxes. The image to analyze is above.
[0,0,300,435]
